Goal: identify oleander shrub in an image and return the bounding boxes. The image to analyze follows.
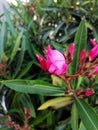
[0,0,98,130]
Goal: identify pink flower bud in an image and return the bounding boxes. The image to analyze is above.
[89,45,98,61]
[93,66,98,74]
[6,120,12,127]
[36,54,47,71]
[84,89,94,97]
[27,109,31,116]
[80,49,86,60]
[90,38,97,47]
[45,45,68,75]
[68,43,75,55]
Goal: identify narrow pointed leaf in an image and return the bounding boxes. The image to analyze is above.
[2,79,65,96]
[38,97,73,110]
[73,19,87,74]
[74,96,98,130]
[17,62,33,78]
[0,22,7,60]
[71,103,78,130]
[10,30,23,61]
[32,110,50,126]
[3,6,15,37]
[72,19,87,89]
[13,35,26,78]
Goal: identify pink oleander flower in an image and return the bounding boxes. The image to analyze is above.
[68,43,75,55]
[36,45,68,75]
[80,49,86,60]
[90,38,97,47]
[93,66,98,74]
[84,89,94,97]
[88,44,98,61]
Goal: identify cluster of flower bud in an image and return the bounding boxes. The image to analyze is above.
[36,39,98,97]
[65,88,94,99]
[79,38,98,79]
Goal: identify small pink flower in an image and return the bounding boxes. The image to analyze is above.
[68,43,75,55]
[90,38,97,47]
[93,66,98,74]
[80,49,86,60]
[36,45,68,75]
[88,44,98,61]
[84,89,94,96]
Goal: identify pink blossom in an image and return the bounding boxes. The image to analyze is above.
[80,49,86,60]
[84,89,94,96]
[45,45,68,75]
[93,66,98,74]
[90,38,97,47]
[68,43,75,55]
[88,44,98,61]
[36,45,68,75]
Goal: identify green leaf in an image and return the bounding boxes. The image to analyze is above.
[93,27,98,42]
[47,111,54,127]
[42,7,60,11]
[10,30,23,61]
[2,79,65,96]
[42,31,51,44]
[72,19,87,89]
[17,62,33,78]
[0,22,7,60]
[36,0,44,15]
[3,6,15,37]
[73,19,87,73]
[13,35,26,78]
[38,97,73,110]
[20,94,36,118]
[71,103,78,130]
[74,96,98,130]
[79,122,88,130]
[54,21,65,34]
[32,110,50,126]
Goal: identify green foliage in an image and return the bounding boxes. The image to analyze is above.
[74,96,98,130]
[73,19,87,74]
[2,79,64,96]
[71,103,78,130]
[0,0,98,130]
[0,22,7,60]
[72,19,87,89]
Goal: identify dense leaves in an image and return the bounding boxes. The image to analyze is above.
[74,97,98,130]
[0,0,98,130]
